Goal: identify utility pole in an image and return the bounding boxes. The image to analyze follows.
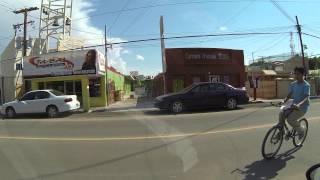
[105,25,109,105]
[13,21,34,37]
[13,7,39,56]
[295,16,306,73]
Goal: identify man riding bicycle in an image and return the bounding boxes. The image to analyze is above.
[280,67,310,139]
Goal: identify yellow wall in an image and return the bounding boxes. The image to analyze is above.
[90,75,107,107]
[29,75,106,112]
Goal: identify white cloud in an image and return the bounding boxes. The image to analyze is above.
[136,54,145,61]
[122,49,130,54]
[71,0,128,74]
[219,26,227,31]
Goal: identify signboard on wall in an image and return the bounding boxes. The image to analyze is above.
[185,52,230,61]
[23,49,105,78]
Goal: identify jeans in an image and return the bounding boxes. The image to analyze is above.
[279,109,306,134]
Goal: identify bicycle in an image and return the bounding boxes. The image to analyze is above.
[261,102,309,160]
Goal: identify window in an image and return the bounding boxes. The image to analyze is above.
[199,85,209,92]
[216,84,226,91]
[50,90,65,96]
[35,91,50,99]
[24,80,31,93]
[89,78,101,97]
[38,82,45,90]
[21,92,35,101]
[191,84,209,93]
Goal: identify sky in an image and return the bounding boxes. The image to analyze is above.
[0,0,320,76]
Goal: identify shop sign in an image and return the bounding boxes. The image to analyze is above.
[185,52,230,60]
[23,49,105,77]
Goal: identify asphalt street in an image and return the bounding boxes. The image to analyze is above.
[0,102,320,180]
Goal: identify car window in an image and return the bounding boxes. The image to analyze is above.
[35,91,50,99]
[216,84,226,91]
[209,84,216,91]
[199,84,209,92]
[21,92,35,101]
[191,86,200,93]
[50,90,65,96]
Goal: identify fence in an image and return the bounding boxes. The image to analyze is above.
[246,81,276,99]
[246,79,318,99]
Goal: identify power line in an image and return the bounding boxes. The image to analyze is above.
[218,0,257,29]
[73,0,318,22]
[0,31,292,64]
[118,0,157,36]
[302,32,320,39]
[107,0,130,33]
[270,0,295,24]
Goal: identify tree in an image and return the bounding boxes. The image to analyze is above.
[308,56,320,70]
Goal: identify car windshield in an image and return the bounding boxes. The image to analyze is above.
[50,90,65,96]
[180,84,197,93]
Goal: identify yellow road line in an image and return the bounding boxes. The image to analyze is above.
[0,116,319,142]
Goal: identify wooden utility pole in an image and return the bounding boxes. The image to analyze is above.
[295,16,306,72]
[13,7,39,56]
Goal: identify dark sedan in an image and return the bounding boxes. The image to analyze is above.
[154,82,249,113]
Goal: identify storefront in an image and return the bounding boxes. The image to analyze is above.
[23,49,107,111]
[154,48,246,95]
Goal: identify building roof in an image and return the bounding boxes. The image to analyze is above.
[165,47,243,51]
[106,66,124,76]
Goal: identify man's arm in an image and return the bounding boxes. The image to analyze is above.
[297,94,309,107]
[284,92,292,103]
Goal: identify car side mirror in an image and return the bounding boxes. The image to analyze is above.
[306,164,320,180]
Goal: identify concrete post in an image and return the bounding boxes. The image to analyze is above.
[81,78,90,112]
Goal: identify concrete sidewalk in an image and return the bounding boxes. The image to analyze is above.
[91,97,156,113]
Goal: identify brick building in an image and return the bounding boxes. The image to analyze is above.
[154,48,245,96]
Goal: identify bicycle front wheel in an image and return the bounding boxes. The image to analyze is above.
[262,125,284,160]
[293,118,309,147]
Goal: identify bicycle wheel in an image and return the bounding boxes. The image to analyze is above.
[262,125,284,160]
[293,118,309,147]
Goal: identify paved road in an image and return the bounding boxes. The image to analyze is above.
[1,102,320,180]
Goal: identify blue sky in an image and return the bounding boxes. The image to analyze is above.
[1,0,320,75]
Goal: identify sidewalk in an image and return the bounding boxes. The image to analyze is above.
[91,97,155,113]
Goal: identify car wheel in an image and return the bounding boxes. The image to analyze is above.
[47,105,59,118]
[227,98,237,110]
[5,107,16,118]
[170,101,184,114]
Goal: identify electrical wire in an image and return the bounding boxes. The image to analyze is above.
[118,0,158,36]
[107,0,130,34]
[270,0,295,24]
[72,0,320,21]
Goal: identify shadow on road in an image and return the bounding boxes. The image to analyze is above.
[144,107,244,116]
[1,112,72,120]
[231,146,301,180]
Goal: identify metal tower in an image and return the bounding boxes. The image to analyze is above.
[38,0,73,53]
[290,32,295,57]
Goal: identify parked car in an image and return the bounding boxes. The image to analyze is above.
[154,82,249,113]
[1,90,80,118]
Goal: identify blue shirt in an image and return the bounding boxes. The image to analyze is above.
[289,80,310,113]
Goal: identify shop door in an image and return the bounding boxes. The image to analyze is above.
[209,75,220,83]
[173,78,184,92]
